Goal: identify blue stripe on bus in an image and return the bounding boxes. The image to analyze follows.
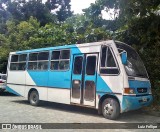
[6,86,21,96]
[27,72,113,91]
[28,71,72,88]
[16,44,78,54]
[96,75,112,93]
[28,71,49,87]
[48,71,71,88]
[129,80,151,88]
[122,95,153,112]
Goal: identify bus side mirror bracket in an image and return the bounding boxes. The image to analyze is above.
[121,52,127,65]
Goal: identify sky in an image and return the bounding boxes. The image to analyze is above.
[70,0,114,20]
[45,0,114,20]
[71,0,96,14]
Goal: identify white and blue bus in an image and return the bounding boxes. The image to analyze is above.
[6,40,152,120]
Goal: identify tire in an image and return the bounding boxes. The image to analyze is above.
[102,98,120,120]
[29,90,40,106]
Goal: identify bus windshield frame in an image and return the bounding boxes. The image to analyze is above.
[115,42,148,78]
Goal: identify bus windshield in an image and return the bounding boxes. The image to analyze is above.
[116,42,148,78]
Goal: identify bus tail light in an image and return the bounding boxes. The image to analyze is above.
[124,88,135,94]
[0,80,3,83]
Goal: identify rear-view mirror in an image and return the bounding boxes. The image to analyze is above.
[121,52,127,65]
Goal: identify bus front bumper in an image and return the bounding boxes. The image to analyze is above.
[121,94,153,113]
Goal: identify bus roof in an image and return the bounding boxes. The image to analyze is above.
[10,40,114,54]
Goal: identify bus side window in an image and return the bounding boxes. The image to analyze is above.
[10,55,18,70]
[28,53,38,70]
[37,52,49,70]
[28,52,49,71]
[100,46,119,75]
[51,50,70,71]
[107,48,116,67]
[73,56,83,74]
[10,54,27,71]
[86,56,96,75]
[18,54,27,70]
[10,63,18,70]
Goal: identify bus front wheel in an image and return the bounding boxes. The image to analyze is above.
[29,90,40,106]
[102,98,120,120]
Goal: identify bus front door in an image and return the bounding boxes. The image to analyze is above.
[71,54,98,107]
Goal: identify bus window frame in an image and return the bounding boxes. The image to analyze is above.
[50,49,71,72]
[10,54,27,71]
[99,45,120,76]
[27,51,50,71]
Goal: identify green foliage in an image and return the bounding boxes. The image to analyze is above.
[0,0,73,25]
[45,0,73,22]
[0,34,9,73]
[114,0,160,104]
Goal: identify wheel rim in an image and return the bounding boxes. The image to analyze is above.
[31,93,38,103]
[33,94,37,102]
[104,103,113,115]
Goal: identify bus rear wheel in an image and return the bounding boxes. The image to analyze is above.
[29,90,40,106]
[102,98,120,120]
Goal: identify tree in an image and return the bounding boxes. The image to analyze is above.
[0,0,10,34]
[65,14,112,43]
[114,0,160,104]
[82,0,120,32]
[21,0,56,26]
[5,0,56,26]
[0,0,73,26]
[45,0,73,22]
